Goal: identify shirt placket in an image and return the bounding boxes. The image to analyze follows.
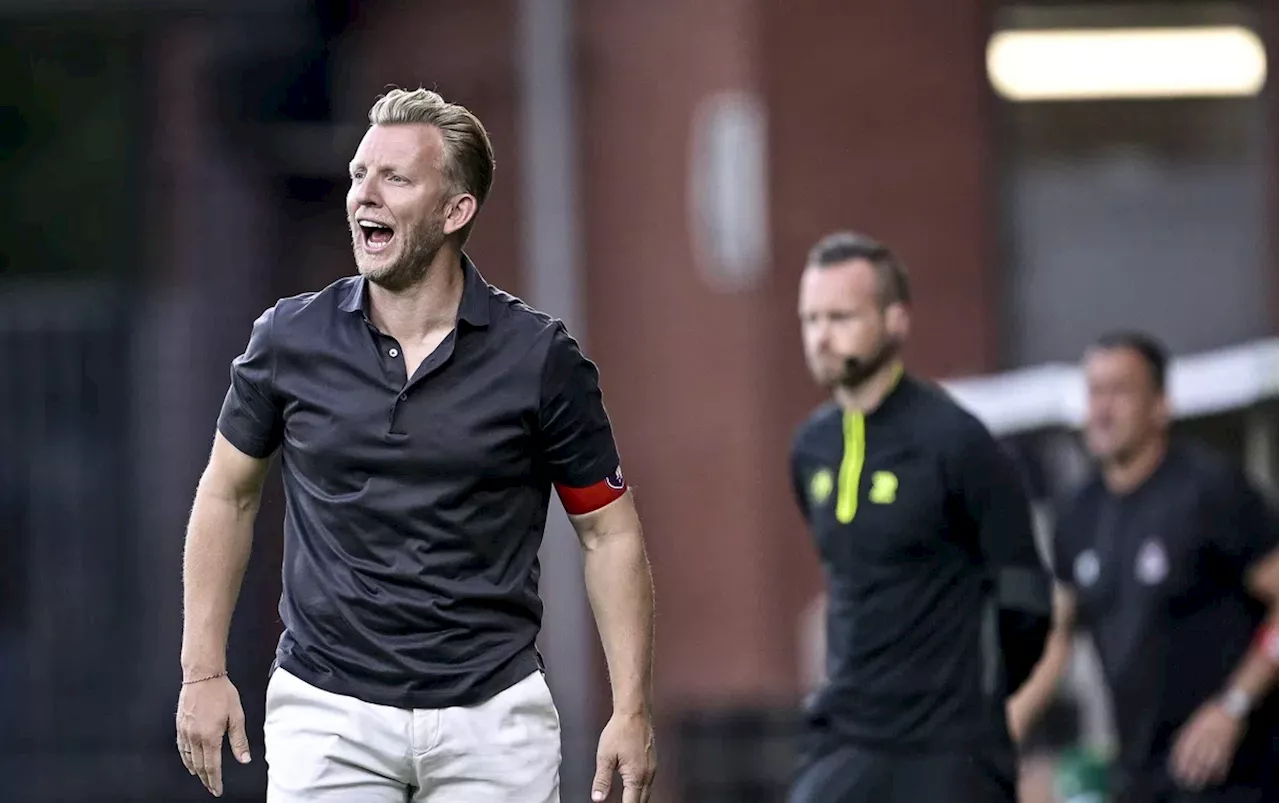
[380,328,460,436]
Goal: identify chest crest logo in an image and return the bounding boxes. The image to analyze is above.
[869,471,898,504]
[809,469,834,506]
[1135,538,1169,586]
[1074,549,1100,588]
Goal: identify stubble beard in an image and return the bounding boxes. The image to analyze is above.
[833,333,900,391]
[352,214,447,293]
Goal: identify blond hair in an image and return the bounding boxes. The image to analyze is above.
[368,88,495,243]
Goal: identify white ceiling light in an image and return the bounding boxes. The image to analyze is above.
[987,25,1268,101]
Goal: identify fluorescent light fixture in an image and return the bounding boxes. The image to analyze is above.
[987,25,1268,101]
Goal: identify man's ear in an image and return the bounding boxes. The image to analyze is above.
[442,194,478,237]
[884,301,911,341]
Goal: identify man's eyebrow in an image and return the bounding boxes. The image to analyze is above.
[349,162,410,176]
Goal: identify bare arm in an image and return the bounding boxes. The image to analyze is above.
[1168,549,1278,790]
[180,432,272,680]
[570,490,654,715]
[1222,550,1279,704]
[1008,583,1077,744]
[571,491,657,802]
[1201,464,1280,711]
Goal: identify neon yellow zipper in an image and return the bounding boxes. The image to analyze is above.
[836,409,865,524]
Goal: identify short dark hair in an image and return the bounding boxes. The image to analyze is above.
[1090,330,1169,392]
[806,230,911,307]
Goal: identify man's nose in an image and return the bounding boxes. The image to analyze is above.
[351,180,380,208]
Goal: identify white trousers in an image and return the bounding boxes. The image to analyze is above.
[263,667,561,802]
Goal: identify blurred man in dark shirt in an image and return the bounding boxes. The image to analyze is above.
[1010,332,1278,803]
[787,231,1052,803]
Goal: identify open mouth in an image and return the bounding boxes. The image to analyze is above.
[357,220,395,253]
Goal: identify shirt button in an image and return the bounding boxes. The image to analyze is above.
[400,393,408,401]
[388,348,399,358]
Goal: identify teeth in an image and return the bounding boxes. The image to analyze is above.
[358,220,390,230]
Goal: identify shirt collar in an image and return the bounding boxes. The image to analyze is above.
[863,363,909,419]
[457,254,491,327]
[339,254,491,328]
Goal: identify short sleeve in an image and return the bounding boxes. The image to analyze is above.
[216,305,285,459]
[1203,464,1277,579]
[537,323,621,489]
[1049,497,1082,588]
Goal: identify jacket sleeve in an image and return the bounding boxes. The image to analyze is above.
[953,419,1053,694]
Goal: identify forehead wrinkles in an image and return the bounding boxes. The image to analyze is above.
[353,125,448,176]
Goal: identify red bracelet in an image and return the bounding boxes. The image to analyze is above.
[1253,621,1278,663]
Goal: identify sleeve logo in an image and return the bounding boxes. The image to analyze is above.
[1135,537,1168,586]
[1073,549,1100,588]
[869,471,898,505]
[606,466,626,490]
[809,469,834,506]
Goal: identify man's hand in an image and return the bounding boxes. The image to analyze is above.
[573,492,656,802]
[1169,700,1244,790]
[591,710,656,803]
[1006,701,1031,746]
[176,675,252,797]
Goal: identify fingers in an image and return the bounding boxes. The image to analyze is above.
[177,706,197,776]
[1193,744,1228,789]
[1199,752,1226,788]
[1170,733,1191,780]
[199,729,225,797]
[177,732,197,776]
[1208,753,1231,785]
[620,749,657,803]
[178,710,225,795]
[592,752,617,802]
[621,768,656,803]
[227,704,253,765]
[189,731,207,786]
[1171,735,1202,789]
[637,757,658,803]
[1171,733,1225,791]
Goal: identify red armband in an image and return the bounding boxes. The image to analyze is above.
[555,466,627,515]
[1254,620,1278,663]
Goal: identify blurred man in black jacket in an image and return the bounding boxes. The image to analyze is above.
[788,231,1052,803]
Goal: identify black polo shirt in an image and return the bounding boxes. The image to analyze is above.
[216,257,622,709]
[1053,441,1277,792]
[790,375,1050,751]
